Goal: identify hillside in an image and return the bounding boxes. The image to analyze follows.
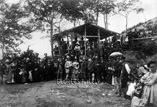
[123,17,157,37]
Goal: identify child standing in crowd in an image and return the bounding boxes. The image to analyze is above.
[65,56,72,81]
[5,60,12,83]
[71,58,79,83]
[93,55,100,83]
[57,58,63,84]
[87,58,94,83]
[106,58,115,85]
[19,63,27,83]
[79,55,87,83]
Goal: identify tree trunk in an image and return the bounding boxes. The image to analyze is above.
[96,0,99,25]
[123,16,128,44]
[50,20,54,57]
[58,27,61,56]
[67,35,70,54]
[142,12,147,27]
[104,14,108,29]
[58,41,61,56]
[74,20,76,27]
[125,16,128,31]
[96,12,99,25]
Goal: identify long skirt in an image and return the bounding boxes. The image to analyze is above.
[149,83,157,107]
[28,71,33,81]
[131,86,151,107]
[112,75,115,85]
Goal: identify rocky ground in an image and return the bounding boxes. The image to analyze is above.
[0,81,131,107]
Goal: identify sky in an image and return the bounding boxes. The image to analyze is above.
[6,0,157,58]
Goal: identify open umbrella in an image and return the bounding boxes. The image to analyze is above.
[109,52,123,57]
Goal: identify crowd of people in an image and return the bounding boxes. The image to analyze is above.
[0,36,122,85]
[0,34,157,107]
[0,50,60,84]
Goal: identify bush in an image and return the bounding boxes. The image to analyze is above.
[142,40,157,56]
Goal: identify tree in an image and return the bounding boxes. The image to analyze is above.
[0,1,35,54]
[114,0,142,31]
[98,0,115,29]
[58,0,83,27]
[59,0,97,25]
[80,0,98,24]
[25,0,63,56]
[0,0,35,84]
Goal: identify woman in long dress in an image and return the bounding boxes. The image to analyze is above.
[131,61,157,107]
[145,61,157,107]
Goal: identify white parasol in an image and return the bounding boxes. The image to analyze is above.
[109,52,123,57]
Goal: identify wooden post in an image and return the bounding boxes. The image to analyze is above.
[98,28,100,48]
[67,35,69,54]
[84,25,87,56]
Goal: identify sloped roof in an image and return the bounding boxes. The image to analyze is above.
[54,23,119,40]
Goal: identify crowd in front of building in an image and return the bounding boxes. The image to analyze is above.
[0,32,157,107]
[0,35,123,85]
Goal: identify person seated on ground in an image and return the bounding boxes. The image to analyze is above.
[131,61,157,107]
[126,63,149,98]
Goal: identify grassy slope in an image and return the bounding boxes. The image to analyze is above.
[0,81,131,107]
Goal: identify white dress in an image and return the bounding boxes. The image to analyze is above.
[131,72,157,107]
[149,72,157,106]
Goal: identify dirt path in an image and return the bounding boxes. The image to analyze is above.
[0,81,131,107]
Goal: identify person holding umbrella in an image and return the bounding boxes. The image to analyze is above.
[109,52,127,97]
